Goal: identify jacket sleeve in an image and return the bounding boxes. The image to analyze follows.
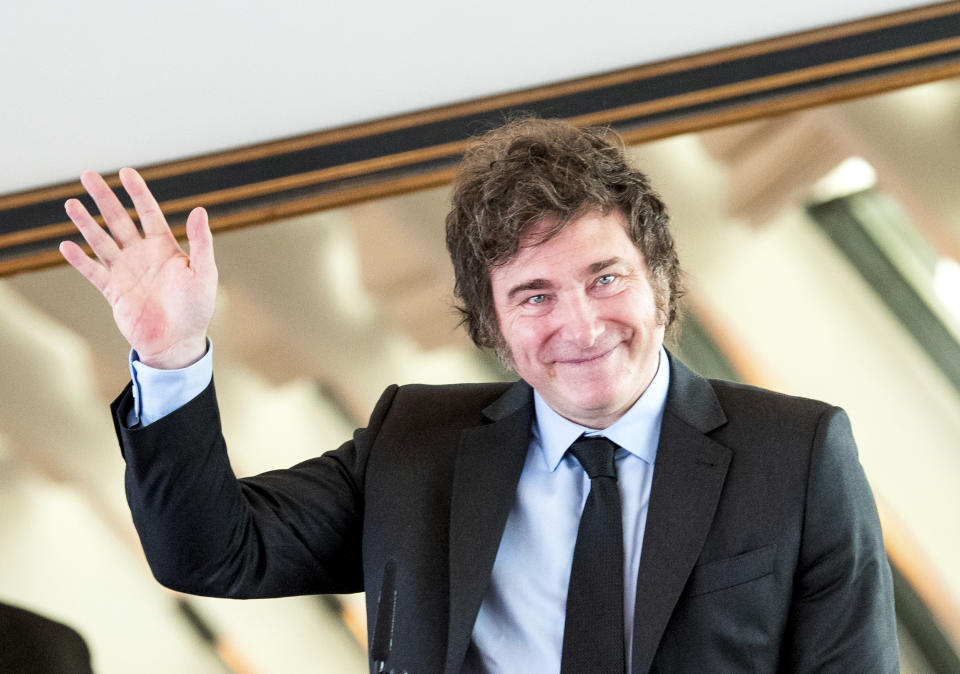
[111,378,398,598]
[781,406,899,672]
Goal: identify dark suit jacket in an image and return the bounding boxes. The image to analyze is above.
[0,602,93,674]
[111,354,898,673]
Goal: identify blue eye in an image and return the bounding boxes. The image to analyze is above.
[596,274,615,286]
[527,295,546,305]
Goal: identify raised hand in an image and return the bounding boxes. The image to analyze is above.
[60,168,217,370]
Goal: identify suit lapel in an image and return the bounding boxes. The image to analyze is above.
[631,355,732,673]
[445,381,533,674]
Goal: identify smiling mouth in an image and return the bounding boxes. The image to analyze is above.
[556,346,616,366]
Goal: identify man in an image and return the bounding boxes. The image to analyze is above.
[60,118,898,672]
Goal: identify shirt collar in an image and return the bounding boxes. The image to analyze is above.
[532,347,670,471]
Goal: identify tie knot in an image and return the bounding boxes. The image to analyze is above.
[568,436,618,480]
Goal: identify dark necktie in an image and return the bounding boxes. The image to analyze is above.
[560,435,626,674]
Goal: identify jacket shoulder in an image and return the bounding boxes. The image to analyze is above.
[379,381,518,430]
[704,378,848,450]
[708,378,834,416]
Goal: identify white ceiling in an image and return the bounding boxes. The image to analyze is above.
[0,0,927,195]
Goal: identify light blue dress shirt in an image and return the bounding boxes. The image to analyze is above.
[130,345,670,672]
[127,344,214,427]
[466,349,669,673]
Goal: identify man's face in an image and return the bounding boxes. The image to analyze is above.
[490,210,666,429]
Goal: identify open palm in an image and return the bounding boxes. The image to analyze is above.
[60,168,217,370]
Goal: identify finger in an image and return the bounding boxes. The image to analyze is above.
[185,207,217,278]
[64,197,121,265]
[119,167,170,238]
[80,171,140,247]
[59,240,110,293]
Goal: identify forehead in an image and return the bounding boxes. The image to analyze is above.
[495,210,640,280]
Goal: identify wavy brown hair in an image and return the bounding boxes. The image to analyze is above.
[445,117,682,357]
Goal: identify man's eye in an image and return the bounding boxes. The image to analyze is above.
[526,295,547,305]
[596,274,616,286]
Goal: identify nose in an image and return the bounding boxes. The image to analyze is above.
[559,294,603,348]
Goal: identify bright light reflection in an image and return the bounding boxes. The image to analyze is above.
[934,257,960,323]
[809,156,878,202]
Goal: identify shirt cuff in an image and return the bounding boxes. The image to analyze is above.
[126,341,214,427]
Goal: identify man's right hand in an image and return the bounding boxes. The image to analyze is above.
[60,168,218,370]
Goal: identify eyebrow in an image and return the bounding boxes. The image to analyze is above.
[588,257,624,274]
[506,278,553,301]
[505,257,628,300]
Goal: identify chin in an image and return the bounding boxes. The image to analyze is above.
[566,393,623,419]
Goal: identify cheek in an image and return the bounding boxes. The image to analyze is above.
[501,320,549,364]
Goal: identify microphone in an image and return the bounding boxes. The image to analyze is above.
[371,558,398,673]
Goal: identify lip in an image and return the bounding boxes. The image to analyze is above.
[554,345,617,366]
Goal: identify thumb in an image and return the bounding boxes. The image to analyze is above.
[185,207,217,278]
